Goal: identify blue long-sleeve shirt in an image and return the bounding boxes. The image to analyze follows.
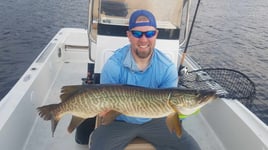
[100,44,178,124]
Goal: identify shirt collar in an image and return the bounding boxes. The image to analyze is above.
[123,48,153,72]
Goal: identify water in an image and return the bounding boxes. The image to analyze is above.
[0,0,267,124]
[187,0,268,124]
[0,0,88,97]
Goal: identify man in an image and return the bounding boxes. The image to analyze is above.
[89,10,200,150]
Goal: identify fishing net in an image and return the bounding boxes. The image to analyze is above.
[178,68,256,107]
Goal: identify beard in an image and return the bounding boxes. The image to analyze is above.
[134,47,153,59]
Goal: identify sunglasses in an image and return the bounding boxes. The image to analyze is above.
[131,30,157,38]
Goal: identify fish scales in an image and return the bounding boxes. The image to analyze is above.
[53,85,202,117]
[111,87,172,117]
[70,85,171,117]
[37,84,217,137]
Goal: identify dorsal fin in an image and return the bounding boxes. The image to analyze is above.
[60,85,84,102]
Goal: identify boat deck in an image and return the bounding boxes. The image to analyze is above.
[23,60,224,150]
[1,28,267,150]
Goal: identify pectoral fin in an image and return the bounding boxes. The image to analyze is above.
[166,112,182,138]
[67,116,85,133]
[100,110,121,125]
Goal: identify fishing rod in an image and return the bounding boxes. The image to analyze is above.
[179,0,201,74]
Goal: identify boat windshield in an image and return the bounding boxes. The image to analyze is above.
[92,0,185,39]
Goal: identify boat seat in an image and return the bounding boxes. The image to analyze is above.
[95,116,156,150]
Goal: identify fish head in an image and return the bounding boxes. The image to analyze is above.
[169,89,217,115]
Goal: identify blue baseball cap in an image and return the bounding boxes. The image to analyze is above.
[128,10,157,30]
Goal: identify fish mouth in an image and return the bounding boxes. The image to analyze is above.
[198,89,217,104]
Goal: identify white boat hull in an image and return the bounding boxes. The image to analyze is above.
[0,28,267,150]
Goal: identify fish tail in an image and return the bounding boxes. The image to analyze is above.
[37,104,60,137]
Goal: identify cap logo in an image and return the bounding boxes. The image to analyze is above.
[129,10,156,30]
[136,16,150,22]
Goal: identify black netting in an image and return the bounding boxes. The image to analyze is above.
[178,68,256,107]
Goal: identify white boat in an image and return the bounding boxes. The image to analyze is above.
[0,0,267,150]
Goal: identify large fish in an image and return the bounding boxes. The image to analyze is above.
[37,84,217,137]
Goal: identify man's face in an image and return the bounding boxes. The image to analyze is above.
[127,26,158,59]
